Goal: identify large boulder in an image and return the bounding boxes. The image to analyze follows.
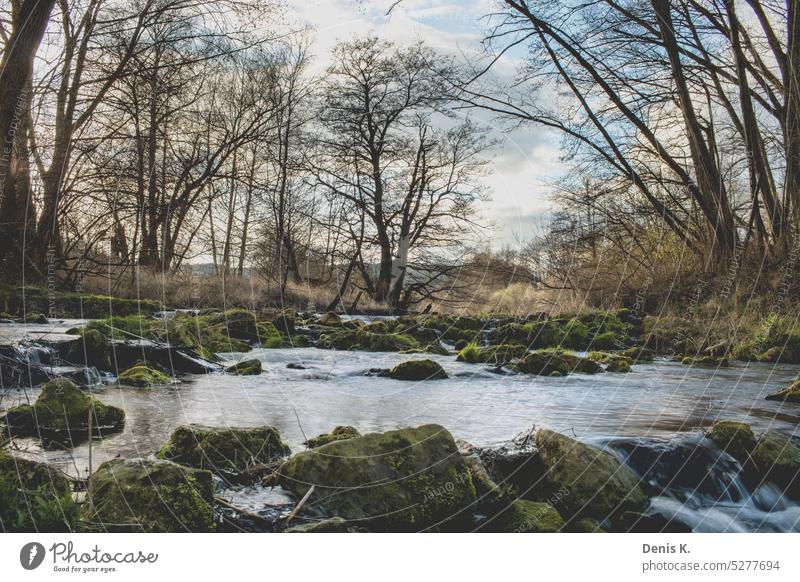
[706,421,756,464]
[0,449,75,532]
[479,500,564,533]
[157,424,289,480]
[533,429,647,524]
[66,329,111,369]
[749,430,800,499]
[224,359,262,375]
[118,365,170,387]
[513,349,602,376]
[457,344,528,365]
[278,424,476,531]
[0,378,125,440]
[81,458,216,532]
[388,359,448,381]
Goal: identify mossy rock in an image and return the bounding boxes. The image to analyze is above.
[272,309,296,335]
[317,312,343,327]
[533,429,647,523]
[567,517,606,533]
[588,351,632,372]
[285,517,360,532]
[224,359,262,375]
[81,458,216,532]
[513,349,601,376]
[66,328,111,369]
[765,380,800,403]
[481,500,564,533]
[389,359,448,381]
[399,343,450,356]
[0,449,76,532]
[304,426,361,448]
[706,421,756,464]
[156,424,290,477]
[1,378,125,439]
[118,365,170,387]
[622,347,654,363]
[277,424,476,532]
[681,355,729,367]
[457,343,527,365]
[749,430,800,499]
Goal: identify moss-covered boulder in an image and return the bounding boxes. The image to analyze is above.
[389,359,448,381]
[304,426,361,448]
[457,343,527,365]
[278,424,476,531]
[118,365,170,387]
[749,430,800,499]
[588,352,632,372]
[224,359,262,375]
[1,378,125,439]
[66,328,111,369]
[156,424,289,478]
[706,421,756,464]
[513,349,602,376]
[81,458,216,532]
[272,309,296,335]
[480,500,564,533]
[0,449,76,532]
[533,429,647,523]
[765,380,800,403]
[622,347,654,363]
[318,312,342,327]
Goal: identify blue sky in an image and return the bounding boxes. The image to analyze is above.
[285,0,564,248]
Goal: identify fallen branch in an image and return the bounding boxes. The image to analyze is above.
[285,485,315,524]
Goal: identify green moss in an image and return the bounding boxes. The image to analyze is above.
[765,380,800,403]
[622,347,654,362]
[681,355,729,367]
[224,359,262,375]
[591,331,621,350]
[118,365,170,387]
[457,343,528,365]
[389,359,448,381]
[0,450,76,532]
[456,341,481,363]
[66,328,111,369]
[513,349,602,376]
[749,430,800,499]
[278,424,476,531]
[81,458,216,532]
[305,426,361,448]
[533,429,647,522]
[318,312,343,327]
[1,378,125,438]
[589,352,632,372]
[706,421,756,464]
[1,286,159,319]
[482,500,565,533]
[157,424,289,477]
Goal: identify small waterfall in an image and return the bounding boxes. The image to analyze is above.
[604,433,800,532]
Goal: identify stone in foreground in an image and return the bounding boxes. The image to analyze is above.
[278,424,476,531]
[157,424,290,478]
[706,420,755,464]
[749,430,800,499]
[81,458,216,532]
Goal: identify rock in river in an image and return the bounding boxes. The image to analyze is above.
[388,359,448,381]
[278,424,476,531]
[0,378,125,440]
[157,424,290,480]
[749,430,800,499]
[81,458,216,532]
[765,380,800,403]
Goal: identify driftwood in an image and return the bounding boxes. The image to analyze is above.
[285,485,315,524]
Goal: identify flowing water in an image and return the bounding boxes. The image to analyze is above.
[2,334,800,532]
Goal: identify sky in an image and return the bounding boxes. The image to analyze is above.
[285,0,564,248]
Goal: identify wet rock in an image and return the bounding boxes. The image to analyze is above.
[1,378,125,440]
[513,349,602,376]
[622,347,654,363]
[364,367,389,377]
[157,424,290,480]
[706,421,756,464]
[317,312,342,327]
[566,517,606,533]
[66,329,111,369]
[285,517,360,532]
[286,362,308,370]
[110,340,221,374]
[224,359,262,375]
[0,449,75,532]
[479,500,564,533]
[277,424,476,531]
[118,365,171,387]
[588,351,632,372]
[681,355,729,367]
[765,380,800,403]
[388,359,448,381]
[749,430,800,499]
[616,511,692,533]
[81,458,216,532]
[272,309,296,335]
[457,343,527,365]
[304,426,361,448]
[534,429,647,523]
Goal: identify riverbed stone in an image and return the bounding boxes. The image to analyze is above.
[749,430,800,499]
[118,365,170,387]
[81,458,216,532]
[533,429,647,523]
[513,349,601,376]
[224,359,262,375]
[389,359,448,381]
[706,421,756,464]
[156,424,290,478]
[480,500,564,533]
[304,426,361,448]
[0,378,125,439]
[277,424,476,531]
[318,312,342,327]
[66,328,111,369]
[765,380,800,403]
[457,343,528,365]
